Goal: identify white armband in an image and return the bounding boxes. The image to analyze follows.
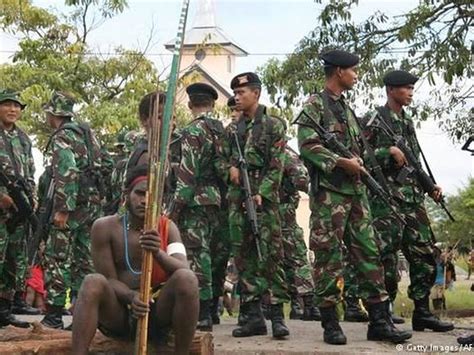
[167,242,187,256]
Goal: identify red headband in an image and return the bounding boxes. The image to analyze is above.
[129,176,147,189]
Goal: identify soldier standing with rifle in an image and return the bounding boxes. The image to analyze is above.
[362,70,454,332]
[279,145,319,321]
[0,89,39,328]
[169,83,227,331]
[228,72,289,339]
[295,50,411,345]
[41,92,103,329]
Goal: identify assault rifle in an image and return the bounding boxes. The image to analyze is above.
[233,131,263,261]
[297,111,405,225]
[28,167,55,264]
[0,165,37,233]
[366,114,455,222]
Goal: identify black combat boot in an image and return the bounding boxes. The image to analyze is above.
[12,292,41,315]
[289,297,303,320]
[270,303,290,338]
[388,302,405,324]
[0,298,30,328]
[367,301,412,343]
[41,305,64,329]
[232,300,267,337]
[237,301,249,326]
[457,334,474,346]
[197,300,213,332]
[344,297,368,322]
[412,297,454,332]
[320,306,347,345]
[302,294,321,321]
[262,302,271,320]
[210,296,221,325]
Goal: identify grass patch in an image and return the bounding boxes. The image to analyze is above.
[393,279,474,318]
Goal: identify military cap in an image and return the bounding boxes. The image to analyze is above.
[43,91,75,117]
[230,72,261,90]
[383,70,419,87]
[320,49,359,68]
[227,96,236,108]
[186,82,218,100]
[0,89,26,109]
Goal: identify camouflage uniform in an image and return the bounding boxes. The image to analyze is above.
[171,113,227,302]
[0,90,35,301]
[42,93,102,307]
[296,90,388,308]
[106,130,140,215]
[363,106,436,301]
[228,105,289,305]
[279,147,314,299]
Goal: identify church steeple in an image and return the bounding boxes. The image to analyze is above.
[193,0,216,28]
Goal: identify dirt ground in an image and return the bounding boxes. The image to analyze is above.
[10,314,473,354]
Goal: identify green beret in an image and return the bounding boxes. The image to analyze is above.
[186,82,218,100]
[230,72,261,90]
[320,49,359,68]
[43,91,75,117]
[0,89,26,109]
[227,96,236,108]
[383,70,419,87]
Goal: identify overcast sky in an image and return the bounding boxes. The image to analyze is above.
[1,0,472,195]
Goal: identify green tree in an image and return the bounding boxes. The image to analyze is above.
[0,0,161,147]
[259,0,473,141]
[430,178,474,253]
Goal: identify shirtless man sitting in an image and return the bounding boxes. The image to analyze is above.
[72,165,199,355]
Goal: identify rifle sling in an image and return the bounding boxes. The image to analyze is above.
[350,109,391,194]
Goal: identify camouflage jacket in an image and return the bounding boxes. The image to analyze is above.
[173,113,227,208]
[229,105,286,203]
[297,89,364,196]
[0,125,35,218]
[363,105,424,203]
[45,121,102,213]
[280,147,309,205]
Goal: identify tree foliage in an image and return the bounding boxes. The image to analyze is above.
[430,178,474,254]
[259,0,473,141]
[0,0,161,147]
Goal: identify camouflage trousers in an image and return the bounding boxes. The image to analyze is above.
[280,204,314,298]
[177,205,218,301]
[210,209,230,298]
[309,187,388,308]
[228,192,289,305]
[371,197,436,301]
[43,215,95,307]
[0,222,28,300]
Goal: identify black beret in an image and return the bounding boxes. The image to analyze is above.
[230,72,261,90]
[383,70,419,87]
[320,49,359,68]
[186,82,218,100]
[227,96,236,108]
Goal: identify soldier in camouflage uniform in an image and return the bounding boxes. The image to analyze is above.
[169,83,227,331]
[105,130,139,215]
[227,72,289,339]
[296,50,411,345]
[279,145,320,321]
[41,92,103,329]
[208,96,239,326]
[0,89,37,328]
[362,70,454,332]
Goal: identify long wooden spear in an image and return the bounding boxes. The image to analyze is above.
[135,1,190,354]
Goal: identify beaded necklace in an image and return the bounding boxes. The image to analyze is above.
[122,212,142,275]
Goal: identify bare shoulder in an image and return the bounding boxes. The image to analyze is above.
[167,218,182,244]
[92,214,122,242]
